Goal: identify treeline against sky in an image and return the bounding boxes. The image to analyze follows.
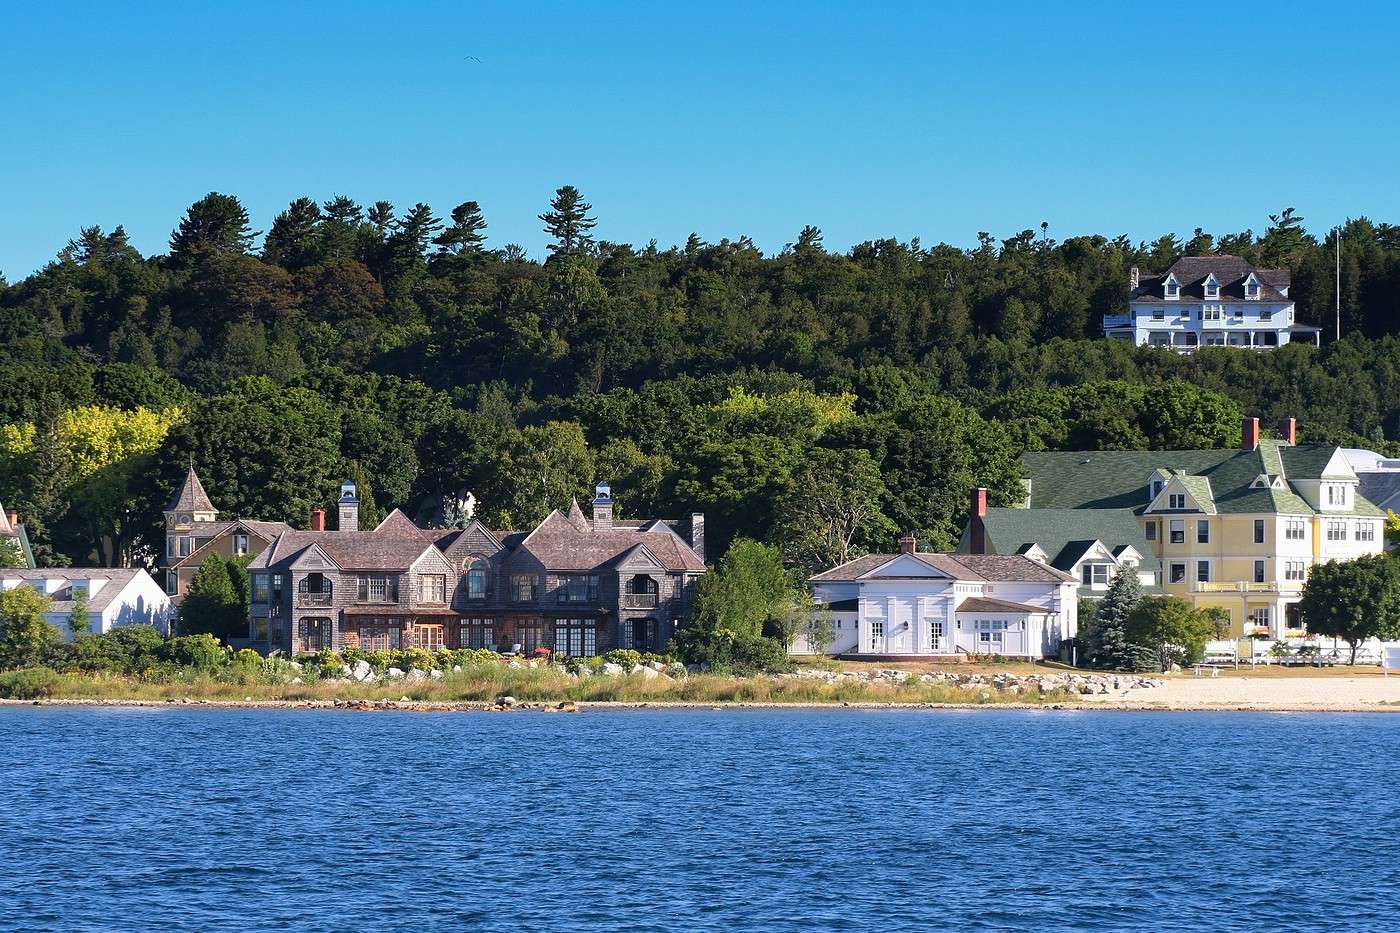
[2,190,1399,569]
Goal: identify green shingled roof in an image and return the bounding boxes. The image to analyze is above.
[978,508,1150,568]
[1021,440,1383,517]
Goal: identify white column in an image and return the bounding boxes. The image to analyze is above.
[857,596,867,655]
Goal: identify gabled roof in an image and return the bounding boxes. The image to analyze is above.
[165,466,217,513]
[1132,256,1291,303]
[374,509,431,539]
[957,596,1050,614]
[249,528,438,573]
[811,551,1075,584]
[507,510,705,573]
[1358,473,1400,511]
[0,568,156,614]
[1018,439,1376,516]
[976,508,1151,570]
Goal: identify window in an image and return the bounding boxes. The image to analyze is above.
[357,575,399,603]
[1145,521,1157,541]
[418,574,446,604]
[417,624,445,651]
[558,574,599,603]
[1254,519,1266,544]
[233,533,250,556]
[1249,606,1271,631]
[1204,275,1220,299]
[928,621,944,651]
[869,620,884,651]
[1245,277,1260,299]
[511,574,538,603]
[1285,519,1305,541]
[466,560,488,600]
[1203,304,1223,321]
[1196,560,1210,583]
[357,622,401,650]
[252,574,270,603]
[299,618,330,651]
[1165,278,1180,300]
[1168,494,1186,510]
[1357,523,1376,543]
[271,573,284,603]
[1169,520,1185,544]
[1152,308,1165,321]
[517,620,544,653]
[1327,521,1347,542]
[1082,564,1109,586]
[1254,560,1266,583]
[1232,306,1244,320]
[553,619,598,657]
[459,618,494,649]
[1197,520,1210,544]
[1260,308,1272,320]
[1285,561,1306,582]
[165,571,179,595]
[251,617,269,643]
[1169,563,1186,584]
[169,535,192,558]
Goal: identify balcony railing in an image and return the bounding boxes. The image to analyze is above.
[620,593,659,610]
[297,592,333,607]
[1194,581,1301,594]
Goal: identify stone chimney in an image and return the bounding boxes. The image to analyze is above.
[1129,265,1140,290]
[969,487,989,554]
[310,509,326,532]
[899,533,917,554]
[689,513,705,563]
[1278,417,1297,446]
[592,482,613,531]
[338,482,359,532]
[1241,417,1260,451]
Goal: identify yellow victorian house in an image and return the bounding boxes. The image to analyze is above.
[1015,418,1386,638]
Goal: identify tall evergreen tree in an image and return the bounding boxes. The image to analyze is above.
[434,201,488,255]
[169,192,257,264]
[1089,567,1143,669]
[262,197,324,270]
[180,553,242,639]
[540,185,596,256]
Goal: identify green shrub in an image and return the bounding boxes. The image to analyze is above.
[456,648,501,667]
[159,634,229,672]
[399,646,437,672]
[71,625,165,675]
[604,648,642,670]
[0,666,65,699]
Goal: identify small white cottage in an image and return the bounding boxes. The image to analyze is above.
[799,536,1078,660]
[0,569,174,640]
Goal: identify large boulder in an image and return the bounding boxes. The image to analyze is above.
[601,662,625,676]
[385,667,405,680]
[630,664,662,680]
[405,669,427,683]
[350,659,373,681]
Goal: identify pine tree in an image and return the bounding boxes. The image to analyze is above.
[434,201,488,256]
[539,185,596,256]
[181,553,241,639]
[68,585,89,639]
[262,196,324,269]
[169,192,257,263]
[1091,567,1142,669]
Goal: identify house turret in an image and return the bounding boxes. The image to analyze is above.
[592,482,613,531]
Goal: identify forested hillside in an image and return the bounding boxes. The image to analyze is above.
[3,189,1400,569]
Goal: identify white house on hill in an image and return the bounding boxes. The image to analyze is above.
[0,569,173,640]
[800,536,1078,660]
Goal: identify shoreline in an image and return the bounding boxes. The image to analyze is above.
[6,696,1400,714]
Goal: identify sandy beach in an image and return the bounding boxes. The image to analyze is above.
[1078,674,1400,711]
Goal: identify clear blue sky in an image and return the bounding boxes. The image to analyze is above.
[2,0,1395,278]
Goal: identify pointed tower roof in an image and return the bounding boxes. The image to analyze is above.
[165,466,217,514]
[567,497,590,531]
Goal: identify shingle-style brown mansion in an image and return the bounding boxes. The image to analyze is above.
[243,481,706,657]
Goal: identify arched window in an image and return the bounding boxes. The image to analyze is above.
[466,558,489,600]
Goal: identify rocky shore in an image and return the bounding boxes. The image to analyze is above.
[777,667,1164,696]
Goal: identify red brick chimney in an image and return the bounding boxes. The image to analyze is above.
[4,510,16,529]
[1241,417,1260,451]
[310,509,326,532]
[899,533,917,554]
[1129,265,1139,290]
[970,487,988,554]
[1278,417,1296,446]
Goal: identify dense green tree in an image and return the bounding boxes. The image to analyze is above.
[1082,567,1142,669]
[1299,554,1400,663]
[775,447,895,570]
[180,553,244,640]
[672,538,798,671]
[1126,596,1217,668]
[262,196,324,270]
[0,587,60,669]
[434,200,488,256]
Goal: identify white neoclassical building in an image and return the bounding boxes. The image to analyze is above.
[1103,255,1320,351]
[0,569,173,640]
[798,537,1078,659]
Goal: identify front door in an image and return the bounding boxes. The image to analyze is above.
[632,618,655,652]
[887,599,913,653]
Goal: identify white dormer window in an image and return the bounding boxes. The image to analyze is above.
[1203,274,1220,299]
[1164,275,1180,300]
[1244,274,1261,300]
[1168,493,1186,510]
[1149,479,1164,500]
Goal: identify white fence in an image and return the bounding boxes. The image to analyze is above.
[1202,637,1394,667]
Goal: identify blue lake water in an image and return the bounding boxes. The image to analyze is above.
[2,706,1399,932]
